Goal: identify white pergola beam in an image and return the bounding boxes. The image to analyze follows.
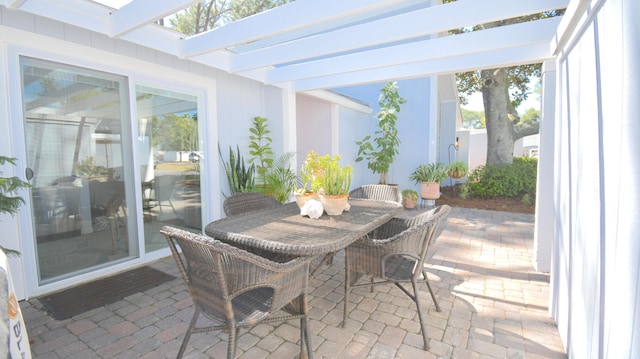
[266,17,561,85]
[179,0,408,58]
[109,0,198,38]
[231,0,568,72]
[294,42,552,92]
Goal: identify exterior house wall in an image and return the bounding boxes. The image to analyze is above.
[0,8,294,299]
[550,0,640,357]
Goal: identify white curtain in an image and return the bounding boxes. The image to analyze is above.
[552,0,640,357]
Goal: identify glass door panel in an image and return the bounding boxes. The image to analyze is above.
[21,58,136,284]
[135,85,202,253]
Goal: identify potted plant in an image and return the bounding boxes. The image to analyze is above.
[294,151,324,208]
[319,154,352,215]
[0,156,30,257]
[219,144,255,195]
[409,163,448,200]
[448,161,468,179]
[355,82,407,185]
[401,189,418,209]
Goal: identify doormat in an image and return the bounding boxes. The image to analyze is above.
[39,266,176,320]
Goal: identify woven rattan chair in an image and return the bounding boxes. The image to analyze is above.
[223,192,282,216]
[349,184,402,204]
[160,226,314,359]
[342,205,451,350]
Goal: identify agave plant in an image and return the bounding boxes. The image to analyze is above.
[219,144,255,195]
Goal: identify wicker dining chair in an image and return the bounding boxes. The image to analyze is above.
[349,184,402,204]
[342,205,451,350]
[160,226,315,359]
[223,192,282,216]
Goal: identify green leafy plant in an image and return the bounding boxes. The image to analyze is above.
[322,154,352,196]
[296,150,326,194]
[409,163,449,184]
[0,156,31,257]
[248,116,274,182]
[219,144,255,195]
[401,189,418,201]
[355,82,407,184]
[467,157,537,199]
[459,183,469,199]
[259,152,298,203]
[448,161,468,178]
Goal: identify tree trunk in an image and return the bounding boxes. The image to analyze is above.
[481,68,514,165]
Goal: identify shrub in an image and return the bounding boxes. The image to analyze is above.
[467,157,537,198]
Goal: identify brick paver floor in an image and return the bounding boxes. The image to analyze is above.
[21,207,566,358]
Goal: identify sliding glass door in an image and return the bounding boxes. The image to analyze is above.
[20,57,204,286]
[21,58,136,284]
[135,85,202,252]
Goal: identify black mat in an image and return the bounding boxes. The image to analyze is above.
[39,266,176,320]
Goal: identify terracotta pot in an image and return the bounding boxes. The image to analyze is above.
[403,197,417,209]
[420,181,440,200]
[321,194,349,215]
[295,192,318,208]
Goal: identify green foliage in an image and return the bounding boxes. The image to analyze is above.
[219,145,255,195]
[0,156,30,257]
[520,107,540,125]
[322,155,352,196]
[461,108,486,129]
[409,163,449,184]
[248,116,274,181]
[169,0,292,35]
[448,161,468,178]
[259,152,297,203]
[297,150,325,193]
[152,113,198,152]
[355,82,407,184]
[467,157,538,198]
[402,189,418,201]
[458,183,469,199]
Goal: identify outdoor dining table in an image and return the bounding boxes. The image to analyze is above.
[204,199,403,257]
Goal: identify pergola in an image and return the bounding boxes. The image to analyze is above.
[3,0,569,91]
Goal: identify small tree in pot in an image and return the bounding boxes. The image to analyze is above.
[355,82,407,185]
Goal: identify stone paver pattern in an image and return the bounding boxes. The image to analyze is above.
[21,207,566,358]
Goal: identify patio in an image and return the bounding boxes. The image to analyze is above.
[20,207,566,359]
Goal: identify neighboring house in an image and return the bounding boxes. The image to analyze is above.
[0,1,638,358]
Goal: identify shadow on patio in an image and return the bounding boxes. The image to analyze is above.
[20,207,566,358]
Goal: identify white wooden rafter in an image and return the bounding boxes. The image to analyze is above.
[1,0,570,91]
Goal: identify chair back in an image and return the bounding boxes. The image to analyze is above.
[161,226,231,321]
[223,192,281,216]
[378,205,450,280]
[349,184,402,204]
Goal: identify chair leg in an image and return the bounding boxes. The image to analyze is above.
[422,270,441,312]
[343,255,350,327]
[177,307,200,358]
[301,315,314,359]
[412,280,430,351]
[227,324,238,359]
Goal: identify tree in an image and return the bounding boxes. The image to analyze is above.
[355,82,407,184]
[448,0,564,164]
[170,0,292,35]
